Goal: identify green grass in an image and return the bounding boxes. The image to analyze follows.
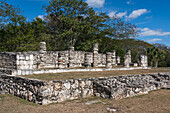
[0,94,5,103]
[20,67,170,81]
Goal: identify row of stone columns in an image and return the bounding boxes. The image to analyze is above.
[38,42,148,69]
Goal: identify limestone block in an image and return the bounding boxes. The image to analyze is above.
[40,42,46,52]
[84,53,91,68]
[106,52,112,68]
[26,56,29,61]
[117,56,121,64]
[134,63,138,67]
[30,55,34,60]
[93,43,98,67]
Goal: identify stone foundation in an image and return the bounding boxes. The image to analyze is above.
[0,72,169,105]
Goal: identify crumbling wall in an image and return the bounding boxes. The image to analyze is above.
[0,74,45,104]
[28,51,59,69]
[0,52,17,70]
[0,72,169,105]
[93,73,170,99]
[0,74,93,105]
[73,51,85,67]
[16,52,34,70]
[0,42,149,74]
[98,53,106,66]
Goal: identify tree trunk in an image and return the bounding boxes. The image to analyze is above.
[151,60,153,67]
[154,60,158,68]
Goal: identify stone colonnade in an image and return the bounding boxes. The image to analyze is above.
[38,42,148,69]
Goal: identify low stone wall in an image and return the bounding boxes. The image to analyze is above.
[93,73,170,99]
[0,74,45,104]
[0,74,93,105]
[0,72,169,105]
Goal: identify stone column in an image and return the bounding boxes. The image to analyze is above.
[117,56,121,64]
[139,55,148,67]
[69,46,74,68]
[84,53,91,68]
[124,50,131,67]
[112,50,117,66]
[93,43,98,67]
[38,42,47,69]
[40,42,46,52]
[58,52,66,69]
[127,50,131,64]
[106,52,112,68]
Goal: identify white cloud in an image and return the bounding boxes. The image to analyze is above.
[108,11,117,18]
[127,9,148,19]
[37,15,44,20]
[140,28,170,36]
[126,0,132,4]
[86,0,105,8]
[116,11,127,18]
[147,39,163,42]
[108,11,127,18]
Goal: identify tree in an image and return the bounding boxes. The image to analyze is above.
[44,0,138,51]
[147,47,165,67]
[0,0,47,52]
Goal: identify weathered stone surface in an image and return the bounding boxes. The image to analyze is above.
[116,56,121,64]
[112,50,117,66]
[139,55,148,67]
[124,50,131,67]
[0,72,169,105]
[68,46,75,68]
[84,53,92,68]
[106,107,117,112]
[93,73,170,100]
[106,52,112,68]
[40,42,46,52]
[93,43,98,67]
[0,42,151,76]
[58,52,67,69]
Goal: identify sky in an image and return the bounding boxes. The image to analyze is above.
[6,0,170,46]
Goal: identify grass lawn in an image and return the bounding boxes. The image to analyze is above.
[0,89,170,113]
[20,67,170,81]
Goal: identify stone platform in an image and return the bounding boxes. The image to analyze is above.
[0,72,169,105]
[12,67,151,76]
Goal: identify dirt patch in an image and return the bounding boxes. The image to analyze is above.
[20,68,170,81]
[0,90,170,113]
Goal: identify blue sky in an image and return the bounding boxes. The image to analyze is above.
[6,0,170,46]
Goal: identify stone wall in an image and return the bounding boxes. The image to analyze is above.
[0,74,93,105]
[98,53,106,66]
[0,52,17,70]
[29,51,59,69]
[0,74,45,104]
[16,52,34,70]
[93,73,170,99]
[0,72,169,105]
[72,51,85,67]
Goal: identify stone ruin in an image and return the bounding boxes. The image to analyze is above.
[0,42,149,76]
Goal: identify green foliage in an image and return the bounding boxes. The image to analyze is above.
[147,46,166,67]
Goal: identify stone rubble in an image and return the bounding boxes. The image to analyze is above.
[106,107,117,112]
